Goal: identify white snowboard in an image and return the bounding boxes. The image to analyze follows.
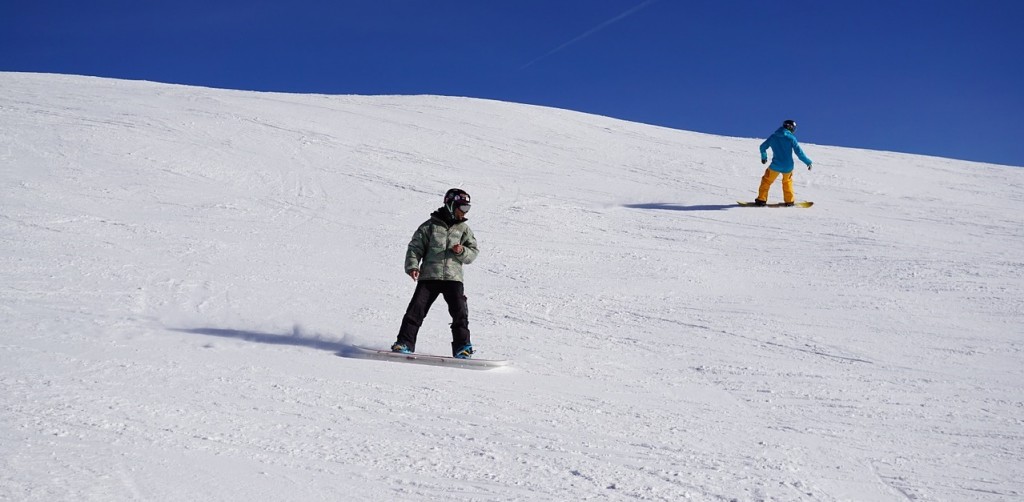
[341,346,511,370]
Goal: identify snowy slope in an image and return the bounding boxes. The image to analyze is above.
[1,72,1022,501]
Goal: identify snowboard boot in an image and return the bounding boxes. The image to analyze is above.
[753,199,767,207]
[391,342,412,354]
[453,344,474,359]
[781,201,795,207]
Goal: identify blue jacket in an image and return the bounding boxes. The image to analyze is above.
[760,127,812,173]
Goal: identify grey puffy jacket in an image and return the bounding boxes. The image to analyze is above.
[404,208,479,282]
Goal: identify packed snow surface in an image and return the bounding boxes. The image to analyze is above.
[1,73,1022,501]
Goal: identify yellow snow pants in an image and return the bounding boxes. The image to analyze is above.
[757,168,794,203]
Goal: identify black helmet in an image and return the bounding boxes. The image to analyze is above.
[443,188,471,214]
[782,119,797,132]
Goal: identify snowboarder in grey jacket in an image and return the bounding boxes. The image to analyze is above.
[392,188,479,358]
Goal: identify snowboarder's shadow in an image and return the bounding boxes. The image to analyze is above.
[170,327,356,354]
[624,203,737,211]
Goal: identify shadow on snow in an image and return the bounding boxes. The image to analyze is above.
[170,327,362,357]
[169,327,509,368]
[623,203,738,212]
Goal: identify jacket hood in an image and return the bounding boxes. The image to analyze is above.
[430,207,466,227]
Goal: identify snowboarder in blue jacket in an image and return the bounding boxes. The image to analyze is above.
[754,119,813,206]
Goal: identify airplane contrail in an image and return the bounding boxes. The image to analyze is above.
[520,0,661,70]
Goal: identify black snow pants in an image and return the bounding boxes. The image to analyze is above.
[395,280,470,354]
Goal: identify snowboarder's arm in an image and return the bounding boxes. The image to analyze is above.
[454,227,479,265]
[404,222,430,274]
[759,138,770,162]
[793,139,812,167]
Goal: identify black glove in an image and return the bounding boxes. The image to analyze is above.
[761,159,767,165]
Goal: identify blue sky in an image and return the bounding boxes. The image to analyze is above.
[3,0,1022,167]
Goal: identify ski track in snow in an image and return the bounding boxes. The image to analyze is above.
[1,73,1023,501]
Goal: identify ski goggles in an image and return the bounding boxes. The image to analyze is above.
[458,204,471,213]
